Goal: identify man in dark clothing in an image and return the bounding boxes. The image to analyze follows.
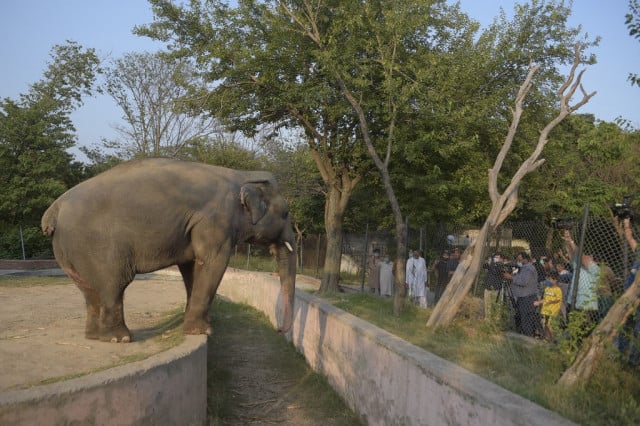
[432,250,451,303]
[446,248,460,281]
[503,252,542,337]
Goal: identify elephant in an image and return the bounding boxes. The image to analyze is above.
[41,158,296,342]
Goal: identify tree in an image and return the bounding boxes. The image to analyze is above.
[181,135,265,169]
[300,0,475,313]
[627,0,640,87]
[427,43,595,328]
[383,0,598,226]
[137,0,373,292]
[103,52,220,158]
[0,41,100,228]
[264,140,326,251]
[523,115,640,221]
[0,41,100,258]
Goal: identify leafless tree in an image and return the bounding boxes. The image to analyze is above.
[427,43,596,329]
[104,52,220,158]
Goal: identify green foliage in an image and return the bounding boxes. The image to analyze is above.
[79,144,123,176]
[0,225,53,259]
[524,115,640,220]
[263,141,325,234]
[627,0,640,87]
[180,136,265,169]
[339,0,600,225]
[0,276,71,288]
[228,249,278,273]
[0,41,100,230]
[556,310,592,364]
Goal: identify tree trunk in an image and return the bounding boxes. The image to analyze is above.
[427,223,489,327]
[392,220,408,316]
[558,276,640,386]
[318,184,348,293]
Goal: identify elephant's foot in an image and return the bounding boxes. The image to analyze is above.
[183,318,213,336]
[98,325,132,343]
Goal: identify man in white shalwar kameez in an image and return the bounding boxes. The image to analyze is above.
[406,249,428,308]
[379,256,394,296]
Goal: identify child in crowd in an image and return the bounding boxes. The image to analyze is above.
[533,270,563,342]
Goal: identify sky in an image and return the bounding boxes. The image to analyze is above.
[1,1,639,162]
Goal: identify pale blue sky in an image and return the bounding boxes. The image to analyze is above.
[1,1,638,162]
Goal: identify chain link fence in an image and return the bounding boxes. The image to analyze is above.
[265,206,638,353]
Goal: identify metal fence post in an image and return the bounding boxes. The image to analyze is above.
[19,225,26,260]
[315,234,321,278]
[570,203,590,308]
[361,222,369,293]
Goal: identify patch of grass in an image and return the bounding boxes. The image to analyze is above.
[319,291,640,425]
[0,275,72,287]
[228,253,277,273]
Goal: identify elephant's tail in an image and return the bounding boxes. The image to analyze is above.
[41,202,60,237]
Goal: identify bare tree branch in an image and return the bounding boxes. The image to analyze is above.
[427,43,595,329]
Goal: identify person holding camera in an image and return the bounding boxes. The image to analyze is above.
[618,217,640,366]
[502,252,541,337]
[483,252,506,321]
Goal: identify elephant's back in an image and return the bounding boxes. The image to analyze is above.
[66,159,236,206]
[48,161,206,236]
[49,158,274,233]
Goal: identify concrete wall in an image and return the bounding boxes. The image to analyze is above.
[0,259,58,269]
[0,336,207,426]
[218,270,575,426]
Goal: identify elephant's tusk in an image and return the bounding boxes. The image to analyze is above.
[284,241,293,252]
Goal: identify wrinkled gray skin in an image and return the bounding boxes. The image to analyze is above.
[41,158,296,343]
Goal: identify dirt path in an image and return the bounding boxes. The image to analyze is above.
[208,299,362,425]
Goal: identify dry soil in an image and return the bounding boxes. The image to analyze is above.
[0,270,187,391]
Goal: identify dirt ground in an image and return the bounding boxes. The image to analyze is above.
[0,270,188,391]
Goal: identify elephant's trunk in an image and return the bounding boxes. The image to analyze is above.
[274,240,296,333]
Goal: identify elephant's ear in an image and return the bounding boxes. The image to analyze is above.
[240,182,268,225]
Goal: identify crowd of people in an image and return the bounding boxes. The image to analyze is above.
[363,221,639,366]
[366,247,461,309]
[481,221,639,365]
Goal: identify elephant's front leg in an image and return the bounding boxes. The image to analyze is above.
[98,286,131,342]
[82,287,101,340]
[183,254,229,335]
[178,261,195,311]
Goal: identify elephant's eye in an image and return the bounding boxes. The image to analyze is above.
[282,209,289,220]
